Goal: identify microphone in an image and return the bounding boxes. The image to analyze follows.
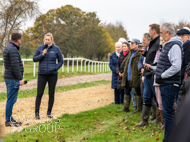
[44,44,48,49]
[24,80,27,84]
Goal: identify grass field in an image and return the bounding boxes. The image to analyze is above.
[0,60,110,82]
[3,104,164,142]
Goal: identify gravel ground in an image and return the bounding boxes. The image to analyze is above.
[0,73,114,137]
[0,73,111,93]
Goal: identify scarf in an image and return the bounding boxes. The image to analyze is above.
[115,51,120,57]
[123,49,129,56]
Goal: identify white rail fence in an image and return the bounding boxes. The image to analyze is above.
[0,58,110,77]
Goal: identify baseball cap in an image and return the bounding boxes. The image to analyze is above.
[129,38,141,44]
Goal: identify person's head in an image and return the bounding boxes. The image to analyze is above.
[160,23,175,42]
[176,28,190,44]
[149,24,160,39]
[142,33,151,47]
[160,37,165,46]
[115,41,122,53]
[118,37,127,44]
[44,33,54,45]
[11,33,22,46]
[130,39,141,50]
[122,42,130,52]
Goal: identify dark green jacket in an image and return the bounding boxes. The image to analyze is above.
[121,49,141,88]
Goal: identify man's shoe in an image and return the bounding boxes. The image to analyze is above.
[5,121,22,127]
[12,120,22,125]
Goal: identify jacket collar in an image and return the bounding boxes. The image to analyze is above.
[9,42,19,50]
[149,35,160,48]
[44,43,54,49]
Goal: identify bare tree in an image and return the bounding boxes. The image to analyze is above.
[0,0,40,53]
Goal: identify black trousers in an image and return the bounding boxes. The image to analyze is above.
[35,74,58,114]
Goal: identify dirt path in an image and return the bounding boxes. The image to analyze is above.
[0,74,114,137]
[0,73,111,93]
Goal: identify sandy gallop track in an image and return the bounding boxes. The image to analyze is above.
[0,84,114,137]
[0,73,112,93]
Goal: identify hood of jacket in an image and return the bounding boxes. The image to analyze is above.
[164,36,183,46]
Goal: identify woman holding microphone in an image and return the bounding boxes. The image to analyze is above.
[33,33,63,119]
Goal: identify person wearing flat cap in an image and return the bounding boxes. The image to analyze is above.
[121,38,142,113]
[176,28,190,82]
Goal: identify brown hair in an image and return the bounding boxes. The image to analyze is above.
[122,41,130,49]
[149,24,160,34]
[11,33,22,42]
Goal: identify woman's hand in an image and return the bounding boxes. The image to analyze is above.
[42,49,47,56]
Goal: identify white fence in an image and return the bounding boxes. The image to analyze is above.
[0,58,110,77]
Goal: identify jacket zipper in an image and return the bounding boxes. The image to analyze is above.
[47,49,49,74]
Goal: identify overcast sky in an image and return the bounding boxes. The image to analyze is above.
[26,0,190,41]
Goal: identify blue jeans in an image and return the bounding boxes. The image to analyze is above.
[160,84,179,142]
[143,76,155,106]
[4,79,20,122]
[131,90,136,107]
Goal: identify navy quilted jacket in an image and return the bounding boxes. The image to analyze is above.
[33,44,63,74]
[3,42,24,80]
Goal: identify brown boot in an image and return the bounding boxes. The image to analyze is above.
[133,96,142,113]
[119,95,131,112]
[150,108,161,124]
[150,107,156,120]
[160,110,165,129]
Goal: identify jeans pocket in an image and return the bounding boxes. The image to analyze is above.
[13,80,20,89]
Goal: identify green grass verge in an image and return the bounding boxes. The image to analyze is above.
[3,104,164,142]
[0,80,111,102]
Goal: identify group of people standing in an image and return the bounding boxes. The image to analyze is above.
[3,33,63,127]
[109,23,190,142]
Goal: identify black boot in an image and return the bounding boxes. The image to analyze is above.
[35,110,40,119]
[119,95,131,112]
[136,106,151,126]
[133,96,142,113]
[47,111,53,119]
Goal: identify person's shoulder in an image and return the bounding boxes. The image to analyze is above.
[35,44,44,51]
[4,44,12,51]
[8,45,19,54]
[53,44,60,49]
[111,52,116,56]
[37,44,44,48]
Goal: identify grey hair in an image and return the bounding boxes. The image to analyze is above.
[118,37,127,43]
[161,23,175,36]
[115,41,122,47]
[143,33,151,40]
